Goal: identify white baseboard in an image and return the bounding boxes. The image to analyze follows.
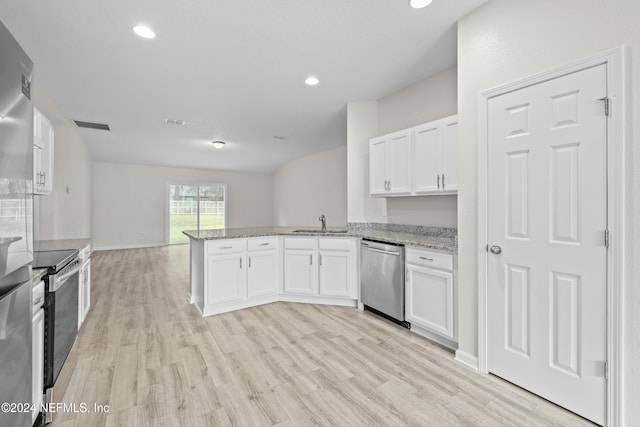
[409,323,457,351]
[454,350,478,371]
[93,242,167,251]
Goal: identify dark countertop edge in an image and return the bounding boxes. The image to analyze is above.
[34,238,91,252]
[183,227,457,254]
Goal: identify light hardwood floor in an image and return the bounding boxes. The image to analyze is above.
[51,245,595,427]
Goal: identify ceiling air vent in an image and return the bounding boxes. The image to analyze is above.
[165,118,186,125]
[74,120,110,131]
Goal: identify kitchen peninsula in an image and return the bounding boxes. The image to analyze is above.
[184,224,457,318]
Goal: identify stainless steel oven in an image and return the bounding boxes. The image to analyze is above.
[33,249,80,423]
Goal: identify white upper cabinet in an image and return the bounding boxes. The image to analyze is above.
[33,107,54,195]
[414,115,459,195]
[370,114,458,197]
[369,130,412,196]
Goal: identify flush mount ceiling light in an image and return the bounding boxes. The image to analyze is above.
[212,141,226,149]
[133,25,156,39]
[409,0,433,8]
[305,76,319,86]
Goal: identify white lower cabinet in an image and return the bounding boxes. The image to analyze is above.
[193,236,358,316]
[78,244,91,329]
[283,237,357,300]
[318,239,356,298]
[202,238,280,315]
[247,238,280,298]
[283,248,316,295]
[32,306,44,424]
[405,247,457,348]
[206,252,245,305]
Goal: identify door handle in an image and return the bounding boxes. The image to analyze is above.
[490,245,502,255]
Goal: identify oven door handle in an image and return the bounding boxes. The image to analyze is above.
[51,264,81,292]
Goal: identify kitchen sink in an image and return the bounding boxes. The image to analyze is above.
[293,229,348,234]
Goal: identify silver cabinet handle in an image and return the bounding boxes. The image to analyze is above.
[310,255,313,265]
[220,246,233,249]
[248,256,251,268]
[258,242,269,246]
[442,174,445,189]
[388,180,391,191]
[437,174,440,190]
[490,245,502,255]
[319,254,322,266]
[419,256,434,261]
[240,257,242,268]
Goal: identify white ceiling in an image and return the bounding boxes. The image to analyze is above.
[0,0,486,173]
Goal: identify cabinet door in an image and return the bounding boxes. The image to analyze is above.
[283,249,316,295]
[78,267,85,329]
[387,131,412,195]
[441,119,459,193]
[405,265,454,339]
[32,308,44,424]
[369,137,388,196]
[413,123,441,194]
[318,250,352,297]
[247,250,279,298]
[206,254,244,305]
[83,262,91,319]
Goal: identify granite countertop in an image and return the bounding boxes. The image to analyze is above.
[34,238,91,252]
[183,225,457,254]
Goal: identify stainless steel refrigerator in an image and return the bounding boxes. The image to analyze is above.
[0,18,34,427]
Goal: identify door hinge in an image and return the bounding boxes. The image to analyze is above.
[599,97,610,117]
[604,229,610,249]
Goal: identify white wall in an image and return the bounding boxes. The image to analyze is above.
[33,84,92,240]
[92,162,273,249]
[346,101,385,223]
[458,1,639,424]
[347,67,458,227]
[273,146,347,227]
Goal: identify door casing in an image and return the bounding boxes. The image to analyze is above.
[477,47,625,427]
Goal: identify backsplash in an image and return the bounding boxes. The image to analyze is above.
[347,222,457,238]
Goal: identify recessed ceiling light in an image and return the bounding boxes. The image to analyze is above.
[305,76,319,86]
[133,25,156,39]
[212,141,226,149]
[409,0,433,8]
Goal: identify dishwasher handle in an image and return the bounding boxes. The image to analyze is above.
[361,245,402,256]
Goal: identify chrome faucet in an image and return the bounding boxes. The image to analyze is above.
[319,214,327,232]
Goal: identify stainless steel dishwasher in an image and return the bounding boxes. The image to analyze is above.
[360,239,409,328]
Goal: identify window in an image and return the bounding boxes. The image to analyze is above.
[167,183,226,244]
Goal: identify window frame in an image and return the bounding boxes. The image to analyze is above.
[165,181,227,245]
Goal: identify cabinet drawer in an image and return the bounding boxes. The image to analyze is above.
[319,238,353,251]
[248,237,279,251]
[406,247,453,271]
[206,239,245,254]
[284,238,316,250]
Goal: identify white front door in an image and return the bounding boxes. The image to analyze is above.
[487,64,608,425]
